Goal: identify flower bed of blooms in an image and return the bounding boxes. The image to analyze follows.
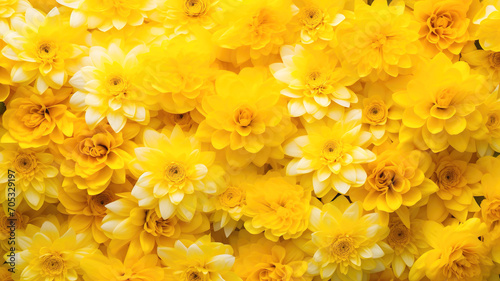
[0,0,500,280]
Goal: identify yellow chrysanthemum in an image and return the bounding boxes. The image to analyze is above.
[233,231,309,281]
[414,0,472,57]
[461,42,500,87]
[58,122,135,195]
[70,42,152,132]
[0,144,58,210]
[196,67,295,167]
[284,109,375,196]
[394,53,488,152]
[243,172,311,242]
[474,87,500,156]
[151,0,220,33]
[409,218,493,281]
[56,0,157,31]
[13,219,98,281]
[304,196,390,281]
[1,7,88,93]
[131,125,223,221]
[426,150,482,222]
[473,0,500,52]
[157,235,242,281]
[57,181,131,244]
[291,0,345,47]
[335,0,420,80]
[213,0,293,65]
[1,86,75,148]
[101,192,209,256]
[270,44,358,122]
[81,251,165,281]
[139,35,216,114]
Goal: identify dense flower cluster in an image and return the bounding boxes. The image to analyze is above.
[0,0,500,280]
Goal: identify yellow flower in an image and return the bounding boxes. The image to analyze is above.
[0,0,29,19]
[158,235,242,281]
[139,35,216,114]
[473,87,500,156]
[291,0,345,47]
[409,218,493,281]
[81,252,165,281]
[1,86,75,148]
[58,122,135,195]
[473,0,500,52]
[0,144,59,210]
[14,219,98,281]
[335,0,420,80]
[131,126,223,221]
[101,192,209,256]
[243,172,311,242]
[426,150,482,222]
[350,149,438,213]
[394,53,488,152]
[56,0,157,31]
[0,266,13,281]
[270,44,358,122]
[157,111,198,134]
[69,42,152,132]
[233,231,309,281]
[196,67,295,167]
[476,156,500,232]
[305,196,390,281]
[284,109,375,196]
[461,42,500,87]
[57,181,131,244]
[151,0,220,33]
[212,0,293,65]
[1,7,88,93]
[414,0,472,57]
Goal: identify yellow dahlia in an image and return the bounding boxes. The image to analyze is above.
[414,0,472,57]
[196,67,295,167]
[58,122,135,195]
[1,7,88,93]
[427,150,482,222]
[102,192,209,256]
[1,86,75,148]
[473,0,500,52]
[243,172,311,242]
[461,42,500,87]
[291,0,345,47]
[212,0,293,65]
[157,235,241,281]
[394,53,488,152]
[270,44,358,122]
[474,87,500,156]
[69,42,152,132]
[284,109,375,196]
[139,35,216,114]
[409,218,493,281]
[81,251,165,281]
[335,0,420,80]
[0,144,59,210]
[13,219,98,281]
[476,156,500,232]
[56,0,157,31]
[131,126,223,221]
[233,231,309,281]
[350,148,438,213]
[305,196,390,281]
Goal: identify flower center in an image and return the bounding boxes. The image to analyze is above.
[443,249,481,279]
[387,221,411,249]
[234,105,254,127]
[106,75,128,96]
[0,212,26,235]
[185,268,207,281]
[89,191,114,216]
[79,137,109,158]
[430,12,453,30]
[364,100,387,124]
[21,104,48,128]
[13,152,37,174]
[489,52,500,68]
[438,165,461,189]
[486,113,500,130]
[306,71,328,89]
[373,168,398,191]
[300,7,323,29]
[40,253,65,277]
[37,41,57,60]
[173,113,192,125]
[144,210,177,237]
[322,140,343,162]
[435,89,454,109]
[219,187,244,208]
[330,236,355,261]
[371,33,387,49]
[184,0,208,17]
[165,162,186,183]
